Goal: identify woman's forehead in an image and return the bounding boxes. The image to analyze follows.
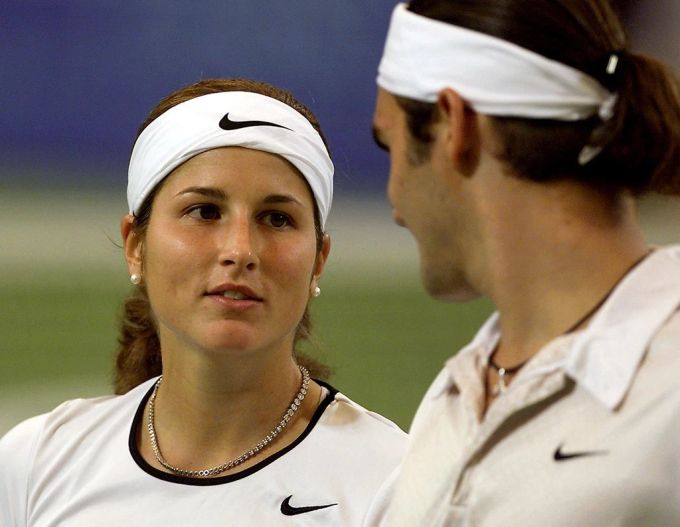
[159,147,315,205]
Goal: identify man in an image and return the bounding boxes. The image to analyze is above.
[366,1,680,525]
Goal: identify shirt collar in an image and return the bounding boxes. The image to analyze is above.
[430,313,500,400]
[565,245,680,409]
[430,246,680,409]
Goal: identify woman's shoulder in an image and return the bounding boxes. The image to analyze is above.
[0,380,154,525]
[0,412,48,462]
[0,378,155,457]
[315,382,407,451]
[329,393,405,434]
[276,382,406,513]
[0,413,49,526]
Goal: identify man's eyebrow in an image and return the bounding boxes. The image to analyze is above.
[372,126,389,152]
[175,186,227,200]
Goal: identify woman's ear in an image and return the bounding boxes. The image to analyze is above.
[121,214,143,277]
[436,88,480,176]
[311,234,331,290]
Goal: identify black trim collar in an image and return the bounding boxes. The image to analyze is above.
[128,379,339,486]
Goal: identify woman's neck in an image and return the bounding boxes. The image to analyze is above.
[139,344,322,476]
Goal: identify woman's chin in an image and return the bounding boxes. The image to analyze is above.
[199,330,286,358]
[198,321,263,351]
[201,335,259,355]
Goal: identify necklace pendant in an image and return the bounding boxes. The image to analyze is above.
[492,367,508,396]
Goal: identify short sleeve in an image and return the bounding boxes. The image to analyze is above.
[0,415,46,527]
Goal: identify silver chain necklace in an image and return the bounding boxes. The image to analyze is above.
[146,365,310,478]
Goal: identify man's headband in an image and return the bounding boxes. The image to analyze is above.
[377,3,614,121]
[128,91,334,228]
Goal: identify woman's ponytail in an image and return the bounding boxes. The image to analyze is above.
[114,287,161,394]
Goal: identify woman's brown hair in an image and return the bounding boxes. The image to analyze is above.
[114,79,331,394]
[398,0,680,194]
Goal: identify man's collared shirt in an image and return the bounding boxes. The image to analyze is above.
[370,245,680,526]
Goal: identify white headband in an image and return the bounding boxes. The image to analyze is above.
[377,3,613,121]
[128,91,334,228]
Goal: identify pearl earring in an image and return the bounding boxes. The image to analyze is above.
[312,286,321,298]
[130,274,141,285]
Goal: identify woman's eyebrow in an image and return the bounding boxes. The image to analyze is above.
[263,194,303,206]
[175,186,227,200]
[174,188,302,206]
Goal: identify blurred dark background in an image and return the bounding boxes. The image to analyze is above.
[1,1,397,193]
[1,1,677,194]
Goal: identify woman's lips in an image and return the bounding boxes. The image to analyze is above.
[205,284,263,311]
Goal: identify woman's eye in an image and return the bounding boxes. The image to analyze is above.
[187,204,221,220]
[265,212,291,228]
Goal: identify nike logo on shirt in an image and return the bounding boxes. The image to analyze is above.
[280,495,338,516]
[219,113,291,131]
[553,443,608,461]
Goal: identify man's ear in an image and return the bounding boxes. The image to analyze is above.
[121,214,143,277]
[436,88,480,176]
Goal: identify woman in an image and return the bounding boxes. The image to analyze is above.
[0,79,406,526]
[368,0,680,525]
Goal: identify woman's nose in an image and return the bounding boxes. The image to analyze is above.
[218,217,258,272]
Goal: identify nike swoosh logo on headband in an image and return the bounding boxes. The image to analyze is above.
[219,113,292,131]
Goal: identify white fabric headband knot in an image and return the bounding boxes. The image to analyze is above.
[377,3,615,122]
[128,91,334,228]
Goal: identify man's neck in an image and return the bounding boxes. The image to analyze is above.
[470,177,648,366]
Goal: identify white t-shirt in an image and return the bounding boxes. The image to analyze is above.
[0,379,406,526]
[367,245,680,526]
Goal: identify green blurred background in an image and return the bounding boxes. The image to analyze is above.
[2,189,679,436]
[0,189,496,434]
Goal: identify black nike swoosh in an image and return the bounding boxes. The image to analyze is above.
[554,443,608,462]
[280,495,337,516]
[219,113,291,131]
